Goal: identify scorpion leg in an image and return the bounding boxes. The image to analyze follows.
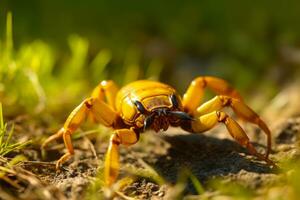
[41,127,64,150]
[189,111,276,167]
[105,128,139,186]
[91,80,119,109]
[56,129,74,169]
[182,76,242,115]
[195,95,271,158]
[41,97,118,169]
[42,80,118,152]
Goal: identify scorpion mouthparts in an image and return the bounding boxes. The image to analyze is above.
[167,111,194,121]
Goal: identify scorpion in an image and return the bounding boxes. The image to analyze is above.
[42,76,276,186]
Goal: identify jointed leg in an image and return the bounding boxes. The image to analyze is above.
[195,95,271,158]
[41,97,118,169]
[42,80,118,149]
[91,80,119,109]
[56,129,74,169]
[188,111,275,166]
[183,76,242,114]
[88,80,119,122]
[105,128,139,186]
[41,127,64,150]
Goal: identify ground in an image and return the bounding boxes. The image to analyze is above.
[0,83,300,200]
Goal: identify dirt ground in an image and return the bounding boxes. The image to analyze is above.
[1,82,300,200]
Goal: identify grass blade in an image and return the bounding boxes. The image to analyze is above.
[189,172,205,195]
[0,103,3,129]
[6,12,13,54]
[0,103,30,156]
[0,103,4,146]
[4,123,14,148]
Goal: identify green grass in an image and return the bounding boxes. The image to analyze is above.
[0,103,31,156]
[0,12,163,117]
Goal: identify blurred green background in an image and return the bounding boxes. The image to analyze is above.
[1,0,300,115]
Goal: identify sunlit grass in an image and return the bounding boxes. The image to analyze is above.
[84,166,105,200]
[208,178,254,200]
[0,12,163,117]
[0,103,31,156]
[1,12,50,114]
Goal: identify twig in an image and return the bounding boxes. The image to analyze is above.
[21,160,56,166]
[84,136,98,161]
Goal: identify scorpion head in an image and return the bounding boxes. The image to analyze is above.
[134,94,194,132]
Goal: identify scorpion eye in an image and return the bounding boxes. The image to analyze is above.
[170,94,179,108]
[134,100,146,114]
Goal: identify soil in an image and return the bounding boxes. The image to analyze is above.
[1,83,300,200]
